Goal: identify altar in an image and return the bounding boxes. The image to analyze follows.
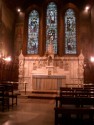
[32,75,66,90]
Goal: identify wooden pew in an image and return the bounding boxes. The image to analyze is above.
[7,83,18,107]
[60,87,94,98]
[54,87,94,125]
[55,106,94,125]
[54,96,94,125]
[1,82,19,108]
[0,85,9,111]
[55,96,94,108]
[84,83,94,88]
[59,87,94,106]
[60,87,74,97]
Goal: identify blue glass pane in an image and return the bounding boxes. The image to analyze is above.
[46,2,57,54]
[27,10,39,54]
[65,9,77,54]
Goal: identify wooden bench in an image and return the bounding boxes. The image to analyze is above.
[60,87,75,97]
[84,83,94,88]
[0,85,9,111]
[1,82,18,108]
[55,96,94,108]
[54,96,94,125]
[60,87,94,98]
[6,83,18,107]
[55,106,94,125]
[54,92,94,125]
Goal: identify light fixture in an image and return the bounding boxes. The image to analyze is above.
[85,6,90,10]
[85,6,90,12]
[90,56,94,63]
[3,56,12,62]
[17,8,21,13]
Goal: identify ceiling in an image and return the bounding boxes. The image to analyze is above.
[3,0,92,12]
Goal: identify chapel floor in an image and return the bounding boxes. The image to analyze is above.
[0,97,55,125]
[0,94,94,125]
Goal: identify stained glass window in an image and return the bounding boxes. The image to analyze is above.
[65,9,77,54]
[46,2,57,54]
[27,10,39,54]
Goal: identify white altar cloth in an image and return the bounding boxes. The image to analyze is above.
[32,75,66,90]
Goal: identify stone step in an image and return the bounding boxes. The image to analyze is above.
[28,93,57,99]
[32,90,58,94]
[19,91,58,99]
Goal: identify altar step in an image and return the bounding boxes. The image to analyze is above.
[28,90,58,99]
[32,90,58,94]
[19,90,58,99]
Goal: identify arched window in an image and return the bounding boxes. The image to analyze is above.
[65,9,77,54]
[46,2,57,54]
[27,10,39,54]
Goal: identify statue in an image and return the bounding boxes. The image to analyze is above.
[47,36,54,55]
[45,36,55,66]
